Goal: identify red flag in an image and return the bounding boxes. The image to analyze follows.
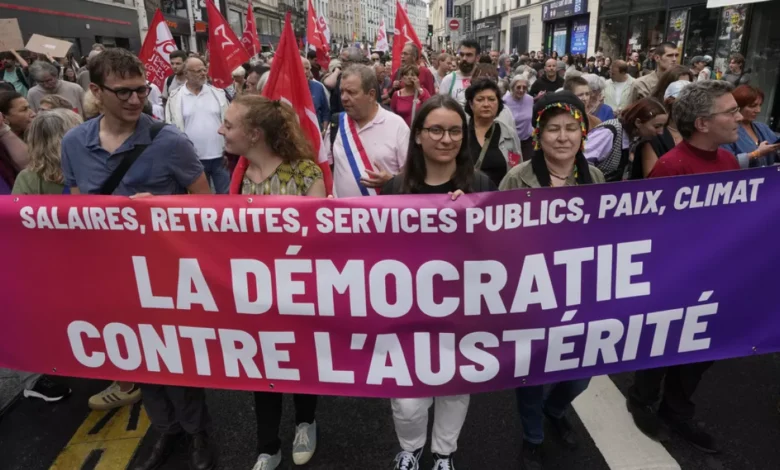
[306,0,330,70]
[206,0,250,88]
[229,13,333,195]
[391,0,423,76]
[138,10,175,90]
[241,2,261,57]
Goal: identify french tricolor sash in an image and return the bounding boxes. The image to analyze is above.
[339,113,379,196]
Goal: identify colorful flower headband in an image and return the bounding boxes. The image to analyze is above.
[532,102,588,151]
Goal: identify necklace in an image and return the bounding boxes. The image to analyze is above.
[549,170,569,181]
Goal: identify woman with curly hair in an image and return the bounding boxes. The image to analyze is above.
[12,108,82,194]
[221,94,324,470]
[225,94,326,198]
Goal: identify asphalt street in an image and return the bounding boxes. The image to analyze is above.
[1,353,779,470]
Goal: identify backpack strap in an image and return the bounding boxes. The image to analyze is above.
[448,72,457,95]
[99,122,167,195]
[592,119,625,181]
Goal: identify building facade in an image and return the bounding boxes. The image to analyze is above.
[406,0,429,47]
[0,0,141,57]
[430,0,446,50]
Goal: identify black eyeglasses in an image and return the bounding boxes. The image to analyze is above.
[100,85,151,101]
[421,126,464,142]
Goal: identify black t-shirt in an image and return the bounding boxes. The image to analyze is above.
[529,75,564,96]
[468,122,506,187]
[381,171,497,195]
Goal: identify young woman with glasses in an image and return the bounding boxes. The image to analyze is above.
[382,94,495,470]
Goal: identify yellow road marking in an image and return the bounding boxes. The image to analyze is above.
[49,403,151,470]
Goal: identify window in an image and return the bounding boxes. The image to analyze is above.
[228,9,243,36]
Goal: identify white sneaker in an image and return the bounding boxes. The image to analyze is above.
[394,449,422,470]
[292,421,317,465]
[251,451,281,470]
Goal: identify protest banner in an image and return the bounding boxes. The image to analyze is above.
[1,168,779,398]
[25,34,73,58]
[0,19,24,52]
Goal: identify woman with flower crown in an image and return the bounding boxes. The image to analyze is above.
[499,90,604,470]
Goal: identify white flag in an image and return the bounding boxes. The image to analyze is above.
[375,18,389,52]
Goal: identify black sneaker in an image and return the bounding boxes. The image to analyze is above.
[520,441,543,470]
[393,447,422,470]
[543,409,578,449]
[23,376,71,402]
[626,397,668,441]
[659,412,718,454]
[432,452,455,470]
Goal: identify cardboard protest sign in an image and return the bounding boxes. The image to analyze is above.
[25,34,73,58]
[0,19,24,52]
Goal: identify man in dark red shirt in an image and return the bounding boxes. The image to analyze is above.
[630,80,742,454]
[649,80,741,177]
[393,44,435,96]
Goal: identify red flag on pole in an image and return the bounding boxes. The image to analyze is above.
[138,10,176,90]
[391,0,423,76]
[306,0,330,70]
[229,13,334,195]
[241,1,262,57]
[206,0,250,88]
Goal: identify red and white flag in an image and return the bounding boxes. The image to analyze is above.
[375,17,389,52]
[306,0,330,70]
[317,14,331,45]
[138,10,176,90]
[241,1,262,57]
[230,13,333,195]
[206,0,250,88]
[391,0,423,75]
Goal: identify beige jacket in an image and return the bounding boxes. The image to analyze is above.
[628,71,659,104]
[499,159,605,190]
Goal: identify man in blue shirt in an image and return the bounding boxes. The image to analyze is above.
[60,48,214,470]
[302,57,330,132]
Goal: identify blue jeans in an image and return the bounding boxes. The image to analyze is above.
[515,378,591,444]
[201,158,230,194]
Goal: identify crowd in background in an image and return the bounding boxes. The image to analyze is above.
[0,36,777,470]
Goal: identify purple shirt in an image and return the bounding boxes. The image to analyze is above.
[502,92,534,141]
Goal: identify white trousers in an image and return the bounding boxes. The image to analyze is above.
[391,395,470,455]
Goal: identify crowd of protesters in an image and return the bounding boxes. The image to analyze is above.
[0,35,777,470]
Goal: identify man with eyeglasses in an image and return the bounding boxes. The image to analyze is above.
[26,60,85,116]
[438,39,481,107]
[165,57,230,194]
[627,80,742,456]
[60,48,213,470]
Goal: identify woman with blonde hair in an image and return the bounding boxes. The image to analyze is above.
[12,108,82,195]
[221,95,324,470]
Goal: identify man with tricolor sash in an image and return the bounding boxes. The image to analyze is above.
[320,64,410,198]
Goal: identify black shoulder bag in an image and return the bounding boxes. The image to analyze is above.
[99,122,166,195]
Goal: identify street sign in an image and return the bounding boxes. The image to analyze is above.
[449,18,461,31]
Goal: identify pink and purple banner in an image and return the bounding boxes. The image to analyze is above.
[1,167,779,398]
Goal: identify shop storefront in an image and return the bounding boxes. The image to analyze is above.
[0,0,141,56]
[541,0,589,56]
[474,15,501,52]
[733,0,780,130]
[597,0,729,65]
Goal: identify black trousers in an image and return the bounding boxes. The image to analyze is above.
[141,384,211,434]
[254,392,317,455]
[628,361,714,420]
